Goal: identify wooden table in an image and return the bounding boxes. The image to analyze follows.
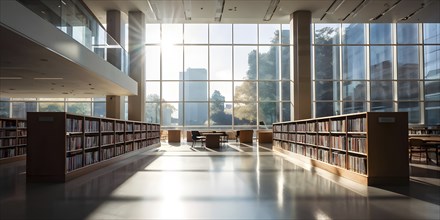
[257,130,273,143]
[168,130,181,143]
[203,133,224,148]
[409,136,440,165]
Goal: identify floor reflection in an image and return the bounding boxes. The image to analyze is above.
[0,142,439,219]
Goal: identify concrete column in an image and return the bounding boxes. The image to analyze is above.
[128,11,145,121]
[105,10,125,119]
[290,11,312,120]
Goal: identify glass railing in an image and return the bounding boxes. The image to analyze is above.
[17,0,129,74]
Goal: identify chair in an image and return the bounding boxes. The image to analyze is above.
[191,131,206,148]
[409,138,429,164]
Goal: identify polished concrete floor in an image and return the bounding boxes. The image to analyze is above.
[0,141,439,219]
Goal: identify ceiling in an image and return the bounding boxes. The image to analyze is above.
[84,0,440,24]
[0,25,133,98]
[1,0,439,99]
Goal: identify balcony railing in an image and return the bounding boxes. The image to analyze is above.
[17,0,129,74]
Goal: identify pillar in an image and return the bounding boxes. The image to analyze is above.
[128,11,145,121]
[105,10,125,119]
[290,11,312,120]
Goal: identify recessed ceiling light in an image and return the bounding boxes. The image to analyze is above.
[0,77,22,80]
[33,77,63,80]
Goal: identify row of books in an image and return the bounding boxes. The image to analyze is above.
[66,118,83,132]
[85,136,99,148]
[317,121,329,132]
[331,120,345,132]
[0,138,26,147]
[101,135,115,145]
[330,136,346,150]
[348,118,366,132]
[0,130,27,137]
[349,155,367,174]
[84,120,100,133]
[0,147,26,158]
[0,120,26,128]
[101,121,114,132]
[332,152,346,168]
[67,136,82,151]
[66,154,83,172]
[85,151,99,165]
[347,137,367,154]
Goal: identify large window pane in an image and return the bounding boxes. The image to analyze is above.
[209,24,232,44]
[315,102,340,117]
[281,46,290,80]
[371,102,393,112]
[282,102,291,121]
[162,102,182,126]
[210,102,233,126]
[162,82,182,102]
[342,81,366,101]
[162,24,183,44]
[234,103,257,125]
[398,102,420,124]
[397,46,419,79]
[315,24,340,44]
[259,24,280,44]
[281,24,290,44]
[425,80,440,101]
[342,24,365,44]
[233,24,257,44]
[234,46,257,80]
[397,24,418,44]
[184,102,208,126]
[210,82,233,101]
[424,23,440,44]
[162,46,183,80]
[93,102,105,117]
[210,46,232,80]
[370,46,392,80]
[315,81,340,101]
[0,101,10,118]
[184,82,208,101]
[39,102,64,112]
[259,81,279,101]
[146,82,160,101]
[67,102,91,115]
[371,81,393,101]
[398,81,420,100]
[315,46,340,80]
[145,24,160,44]
[425,102,440,125]
[146,46,160,80]
[259,102,279,125]
[259,46,279,80]
[184,24,208,44]
[11,102,37,119]
[342,46,366,80]
[145,102,160,123]
[370,24,391,44]
[281,81,290,101]
[424,46,440,79]
[184,46,208,73]
[234,81,256,102]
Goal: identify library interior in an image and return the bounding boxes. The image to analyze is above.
[1,0,439,219]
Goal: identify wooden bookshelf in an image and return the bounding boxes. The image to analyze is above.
[0,118,27,164]
[273,112,409,186]
[26,112,161,182]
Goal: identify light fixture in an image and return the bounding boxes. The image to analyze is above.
[0,77,23,80]
[370,0,402,21]
[342,0,370,21]
[321,0,346,20]
[214,0,225,22]
[146,0,161,21]
[33,77,64,80]
[182,0,191,21]
[399,0,433,22]
[263,0,280,21]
